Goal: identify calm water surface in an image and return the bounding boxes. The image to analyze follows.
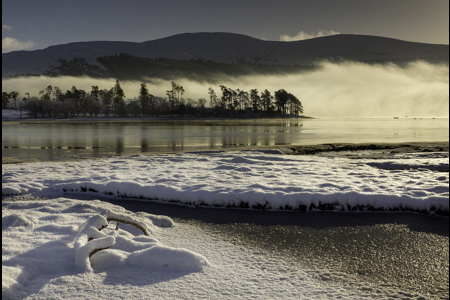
[2,118,449,161]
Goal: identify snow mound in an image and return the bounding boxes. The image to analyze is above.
[1,171,44,195]
[134,211,174,228]
[74,210,206,272]
[2,266,31,300]
[91,238,209,272]
[74,215,115,272]
[126,245,209,271]
[1,186,23,196]
[2,214,37,229]
[2,199,212,299]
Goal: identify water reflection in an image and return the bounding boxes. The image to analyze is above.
[116,126,125,154]
[2,118,449,161]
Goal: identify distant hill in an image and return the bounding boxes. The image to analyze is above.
[2,32,448,80]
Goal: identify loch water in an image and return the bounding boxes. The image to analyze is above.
[2,117,449,161]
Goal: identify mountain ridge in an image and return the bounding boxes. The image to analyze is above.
[2,32,448,79]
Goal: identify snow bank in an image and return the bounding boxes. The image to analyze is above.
[2,198,208,298]
[2,214,37,229]
[3,151,448,214]
[1,198,211,298]
[134,211,174,228]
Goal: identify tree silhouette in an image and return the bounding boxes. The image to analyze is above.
[219,85,232,110]
[91,86,100,100]
[52,87,63,101]
[208,87,217,108]
[15,81,304,119]
[9,91,19,109]
[237,89,249,110]
[112,80,125,113]
[260,89,273,112]
[274,89,289,113]
[39,86,52,101]
[175,84,185,107]
[250,89,260,112]
[139,83,152,116]
[2,92,10,109]
[288,93,303,115]
[166,83,177,112]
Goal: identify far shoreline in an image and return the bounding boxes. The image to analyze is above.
[2,115,314,125]
[1,108,314,124]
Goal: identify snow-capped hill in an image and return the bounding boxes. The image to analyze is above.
[43,40,193,62]
[144,32,449,65]
[2,41,192,78]
[283,34,449,63]
[2,32,448,78]
[143,32,277,64]
[147,33,448,65]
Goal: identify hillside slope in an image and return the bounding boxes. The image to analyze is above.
[2,32,448,79]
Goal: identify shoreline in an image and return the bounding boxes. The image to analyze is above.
[4,115,450,125]
[282,141,449,158]
[3,141,449,164]
[1,110,314,124]
[3,144,448,216]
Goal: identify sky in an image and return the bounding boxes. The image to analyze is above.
[2,0,449,53]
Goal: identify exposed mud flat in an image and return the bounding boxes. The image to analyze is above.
[3,141,449,164]
[281,141,449,159]
[2,157,40,164]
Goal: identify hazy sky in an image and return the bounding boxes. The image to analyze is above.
[2,0,449,53]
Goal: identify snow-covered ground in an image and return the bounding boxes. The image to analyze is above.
[2,150,449,214]
[2,109,23,119]
[2,150,449,298]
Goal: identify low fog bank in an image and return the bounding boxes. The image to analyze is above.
[2,61,448,118]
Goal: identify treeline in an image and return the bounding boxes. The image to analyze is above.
[27,55,317,81]
[96,54,315,81]
[2,80,303,119]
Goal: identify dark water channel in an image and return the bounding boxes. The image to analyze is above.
[68,193,449,298]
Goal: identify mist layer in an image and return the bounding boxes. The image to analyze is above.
[2,61,448,118]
